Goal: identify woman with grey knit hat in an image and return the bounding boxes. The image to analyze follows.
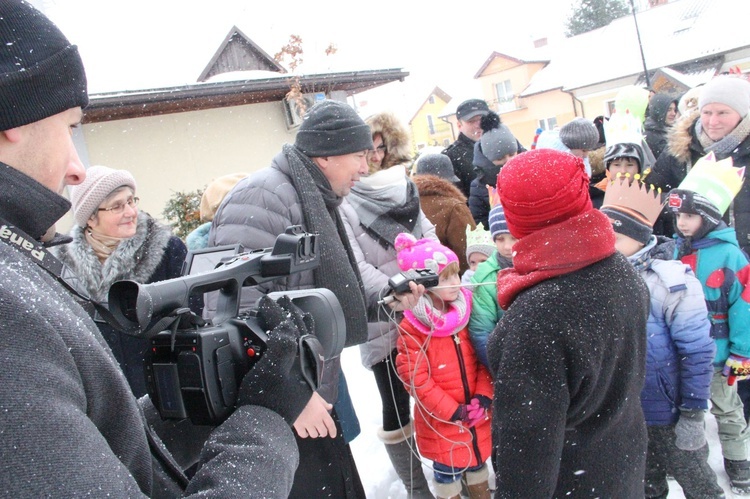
[52,165,198,397]
[649,75,750,255]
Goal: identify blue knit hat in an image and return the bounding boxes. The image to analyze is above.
[489,204,509,240]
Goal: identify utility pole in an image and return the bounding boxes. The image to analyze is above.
[629,0,651,87]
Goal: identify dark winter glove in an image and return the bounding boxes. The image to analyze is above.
[723,354,750,385]
[237,295,316,426]
[674,408,706,451]
[450,404,470,423]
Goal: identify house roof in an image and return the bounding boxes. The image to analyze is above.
[198,26,287,81]
[407,86,452,124]
[473,50,551,79]
[83,68,409,123]
[519,0,750,97]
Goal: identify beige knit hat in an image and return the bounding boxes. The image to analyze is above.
[69,165,137,227]
[199,173,247,222]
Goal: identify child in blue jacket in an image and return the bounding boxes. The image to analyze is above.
[601,176,722,498]
[668,158,750,493]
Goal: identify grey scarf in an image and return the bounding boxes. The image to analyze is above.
[347,180,422,250]
[283,144,368,347]
[696,113,750,158]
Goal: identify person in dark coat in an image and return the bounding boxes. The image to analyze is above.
[0,1,311,495]
[443,99,490,199]
[644,93,679,160]
[468,111,523,229]
[488,149,649,497]
[648,75,750,253]
[52,165,202,397]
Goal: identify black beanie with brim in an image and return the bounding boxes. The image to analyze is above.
[295,100,373,157]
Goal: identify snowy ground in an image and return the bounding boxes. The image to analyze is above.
[342,348,737,498]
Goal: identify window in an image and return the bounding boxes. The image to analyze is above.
[538,117,558,131]
[496,80,515,113]
[428,95,435,104]
[427,115,435,134]
[606,100,616,117]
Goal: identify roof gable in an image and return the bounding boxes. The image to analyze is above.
[474,51,550,78]
[198,26,286,82]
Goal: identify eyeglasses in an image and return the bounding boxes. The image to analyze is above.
[368,144,387,157]
[98,197,139,214]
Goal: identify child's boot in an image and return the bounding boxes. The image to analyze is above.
[432,478,461,499]
[725,458,750,495]
[465,465,491,499]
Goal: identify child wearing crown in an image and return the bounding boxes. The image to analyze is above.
[393,233,493,499]
[668,152,750,494]
[460,224,495,289]
[601,175,723,498]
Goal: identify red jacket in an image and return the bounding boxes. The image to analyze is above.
[396,320,493,467]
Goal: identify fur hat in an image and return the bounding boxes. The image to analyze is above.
[465,224,494,261]
[0,0,88,130]
[698,75,750,118]
[479,112,517,162]
[395,233,458,275]
[200,172,247,222]
[559,118,599,151]
[295,100,373,157]
[365,112,412,171]
[489,204,510,240]
[70,166,137,227]
[498,149,592,238]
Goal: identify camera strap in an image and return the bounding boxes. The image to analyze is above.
[0,218,121,328]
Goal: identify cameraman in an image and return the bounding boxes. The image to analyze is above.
[0,1,310,496]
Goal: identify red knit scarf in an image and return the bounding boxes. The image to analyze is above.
[496,209,616,310]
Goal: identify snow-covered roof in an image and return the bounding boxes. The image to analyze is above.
[520,0,750,96]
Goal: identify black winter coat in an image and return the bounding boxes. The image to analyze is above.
[488,253,649,497]
[443,132,477,199]
[649,113,750,253]
[644,93,678,160]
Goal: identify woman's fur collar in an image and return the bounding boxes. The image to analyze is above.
[413,174,467,203]
[54,211,173,302]
[667,109,700,164]
[366,112,412,171]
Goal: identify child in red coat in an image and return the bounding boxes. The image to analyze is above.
[394,233,494,499]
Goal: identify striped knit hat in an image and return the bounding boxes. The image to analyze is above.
[489,204,510,240]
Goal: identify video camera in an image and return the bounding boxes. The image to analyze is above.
[108,226,346,426]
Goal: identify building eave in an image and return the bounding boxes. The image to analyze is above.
[83,68,409,123]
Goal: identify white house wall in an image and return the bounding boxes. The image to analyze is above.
[78,101,296,227]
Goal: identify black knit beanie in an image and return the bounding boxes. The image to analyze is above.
[0,0,88,131]
[294,100,373,157]
[600,205,653,245]
[668,188,721,240]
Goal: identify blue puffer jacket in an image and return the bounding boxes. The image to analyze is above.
[630,238,714,425]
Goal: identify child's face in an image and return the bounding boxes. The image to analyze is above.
[608,157,639,178]
[614,232,644,257]
[494,233,518,260]
[467,252,488,271]
[432,271,461,304]
[675,212,703,237]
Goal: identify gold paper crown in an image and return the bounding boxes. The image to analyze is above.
[603,110,644,148]
[601,173,664,227]
[465,223,493,247]
[677,152,745,215]
[487,185,501,208]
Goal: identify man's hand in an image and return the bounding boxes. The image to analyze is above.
[237,296,315,426]
[293,391,337,439]
[387,281,426,312]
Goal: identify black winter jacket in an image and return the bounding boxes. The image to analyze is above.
[443,132,477,199]
[488,253,649,497]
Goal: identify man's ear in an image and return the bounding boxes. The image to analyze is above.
[312,156,329,170]
[0,127,23,143]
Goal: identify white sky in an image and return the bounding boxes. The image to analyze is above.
[37,0,577,119]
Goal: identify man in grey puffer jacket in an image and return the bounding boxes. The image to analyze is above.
[0,1,308,496]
